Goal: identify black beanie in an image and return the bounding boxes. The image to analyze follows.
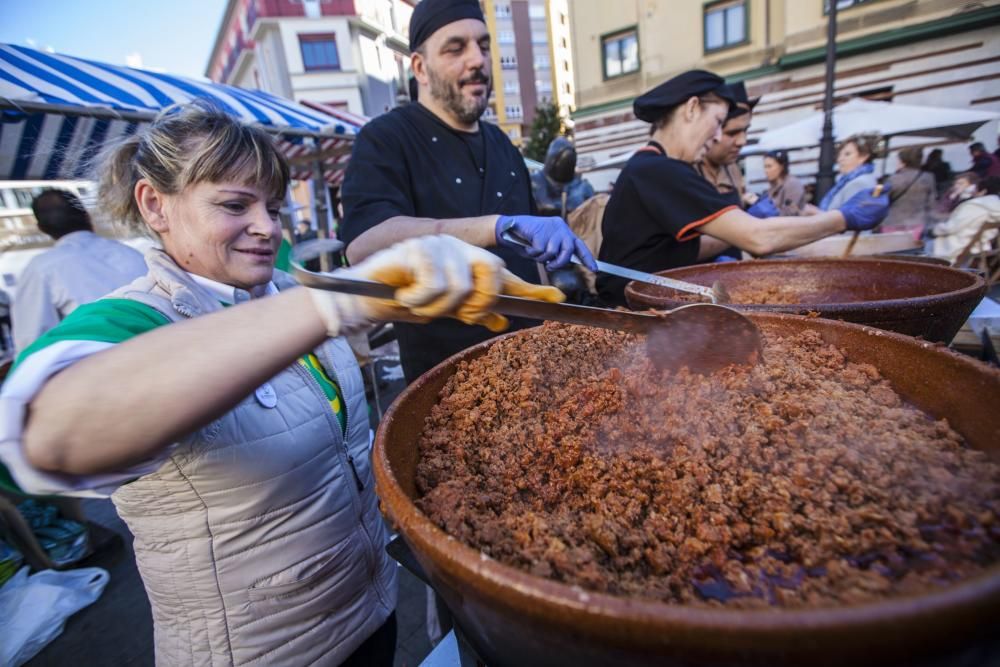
[409,0,486,52]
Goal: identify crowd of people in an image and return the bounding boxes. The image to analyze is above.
[0,0,996,665]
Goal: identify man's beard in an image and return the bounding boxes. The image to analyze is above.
[427,66,491,125]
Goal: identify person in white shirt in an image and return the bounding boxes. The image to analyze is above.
[12,190,147,353]
[929,175,1000,262]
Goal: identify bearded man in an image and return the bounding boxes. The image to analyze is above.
[341,0,594,383]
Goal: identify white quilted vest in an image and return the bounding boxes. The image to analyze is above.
[108,250,397,666]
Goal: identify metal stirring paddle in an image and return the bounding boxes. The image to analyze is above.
[499,230,732,304]
[290,241,762,374]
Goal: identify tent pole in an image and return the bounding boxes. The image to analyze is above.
[311,144,332,272]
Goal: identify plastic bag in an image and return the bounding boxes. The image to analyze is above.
[0,566,110,666]
[17,499,90,566]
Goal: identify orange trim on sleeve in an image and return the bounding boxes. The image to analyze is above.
[675,205,739,242]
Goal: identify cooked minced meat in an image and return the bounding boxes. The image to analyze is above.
[415,323,1000,609]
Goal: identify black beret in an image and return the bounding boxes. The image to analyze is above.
[725,81,761,119]
[409,0,486,52]
[633,70,736,123]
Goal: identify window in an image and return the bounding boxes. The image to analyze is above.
[601,28,639,79]
[495,3,511,17]
[536,79,552,94]
[504,79,520,94]
[824,0,874,12]
[299,34,340,71]
[531,30,548,45]
[528,4,546,19]
[704,1,747,52]
[498,30,516,44]
[505,104,523,119]
[500,55,518,69]
[535,53,550,68]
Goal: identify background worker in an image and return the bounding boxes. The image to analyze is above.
[695,81,758,208]
[598,70,890,306]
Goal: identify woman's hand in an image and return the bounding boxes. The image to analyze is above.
[310,235,565,335]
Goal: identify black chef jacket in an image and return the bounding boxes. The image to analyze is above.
[597,142,739,306]
[341,102,539,383]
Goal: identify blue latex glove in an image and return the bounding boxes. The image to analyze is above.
[746,193,780,219]
[840,185,891,231]
[495,215,598,271]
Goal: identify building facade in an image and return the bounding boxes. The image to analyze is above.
[482,0,577,145]
[206,0,416,118]
[570,0,1000,192]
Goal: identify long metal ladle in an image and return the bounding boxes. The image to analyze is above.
[500,230,732,304]
[290,240,762,374]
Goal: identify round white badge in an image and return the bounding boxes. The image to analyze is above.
[255,382,278,408]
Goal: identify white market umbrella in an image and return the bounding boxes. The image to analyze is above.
[751,98,1000,153]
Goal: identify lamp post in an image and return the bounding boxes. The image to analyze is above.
[815,0,839,200]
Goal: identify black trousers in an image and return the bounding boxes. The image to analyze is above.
[341,613,397,667]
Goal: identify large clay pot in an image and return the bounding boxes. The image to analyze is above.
[623,258,986,343]
[373,314,1000,667]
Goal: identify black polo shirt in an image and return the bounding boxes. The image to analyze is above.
[597,142,738,306]
[341,102,539,383]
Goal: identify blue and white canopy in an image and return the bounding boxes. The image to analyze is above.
[0,43,363,182]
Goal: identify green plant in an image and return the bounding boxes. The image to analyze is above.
[524,100,568,161]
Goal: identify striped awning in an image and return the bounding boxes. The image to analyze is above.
[0,43,364,184]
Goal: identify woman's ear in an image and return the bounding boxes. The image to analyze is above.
[135,179,169,235]
[681,96,700,122]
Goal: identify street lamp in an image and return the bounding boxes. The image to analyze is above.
[815,0,839,200]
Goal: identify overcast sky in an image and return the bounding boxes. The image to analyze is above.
[1,0,229,78]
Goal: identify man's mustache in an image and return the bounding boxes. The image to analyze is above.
[460,71,490,86]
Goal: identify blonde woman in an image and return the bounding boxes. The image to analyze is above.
[0,102,561,666]
[819,133,881,212]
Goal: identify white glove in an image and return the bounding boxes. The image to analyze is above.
[308,235,564,337]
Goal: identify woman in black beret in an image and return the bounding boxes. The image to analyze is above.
[597,70,891,306]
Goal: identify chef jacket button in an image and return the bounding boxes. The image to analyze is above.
[432,136,438,142]
[496,191,503,198]
[510,171,516,176]
[456,177,463,184]
[255,382,278,409]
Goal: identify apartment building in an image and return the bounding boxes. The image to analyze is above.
[206,0,415,118]
[482,0,577,145]
[569,0,1000,191]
